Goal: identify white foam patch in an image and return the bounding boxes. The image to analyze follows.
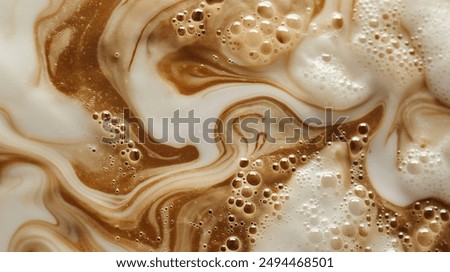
[290,34,372,109]
[254,144,400,251]
[396,139,450,204]
[401,0,450,106]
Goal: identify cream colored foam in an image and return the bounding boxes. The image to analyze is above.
[254,144,401,252]
[0,0,450,252]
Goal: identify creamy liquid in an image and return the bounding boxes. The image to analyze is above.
[1,0,450,252]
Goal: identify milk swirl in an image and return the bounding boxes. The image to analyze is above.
[1,0,450,252]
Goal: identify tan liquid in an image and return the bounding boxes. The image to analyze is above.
[1,0,450,251]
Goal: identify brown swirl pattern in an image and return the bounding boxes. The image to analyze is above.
[0,0,449,252]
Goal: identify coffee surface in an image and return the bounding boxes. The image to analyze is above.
[1,0,450,251]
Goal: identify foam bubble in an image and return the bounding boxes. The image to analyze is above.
[226,236,240,251]
[257,1,274,19]
[247,171,261,186]
[348,197,366,216]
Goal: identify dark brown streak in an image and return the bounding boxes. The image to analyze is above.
[128,1,184,71]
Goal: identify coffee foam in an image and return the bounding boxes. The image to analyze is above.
[0,0,450,252]
[401,0,450,106]
[254,144,400,252]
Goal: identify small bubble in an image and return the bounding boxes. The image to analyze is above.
[244,202,256,214]
[440,209,449,221]
[101,111,111,121]
[259,20,274,35]
[321,173,337,188]
[369,19,379,28]
[230,21,242,34]
[176,12,185,21]
[187,25,195,34]
[260,41,272,55]
[245,29,263,47]
[342,222,356,237]
[257,1,274,18]
[226,237,240,251]
[177,27,186,36]
[242,15,256,28]
[288,154,297,164]
[119,124,126,132]
[232,178,243,188]
[205,0,224,5]
[331,12,344,29]
[417,227,432,247]
[349,136,364,154]
[358,34,367,43]
[423,206,435,220]
[330,236,343,250]
[242,186,253,198]
[249,225,257,234]
[247,171,261,186]
[129,148,141,161]
[407,160,423,175]
[280,158,289,170]
[309,229,323,243]
[235,198,244,207]
[276,26,290,43]
[348,197,365,216]
[321,53,332,62]
[330,225,340,235]
[429,220,440,233]
[414,202,421,210]
[273,201,282,211]
[358,224,369,237]
[357,123,370,135]
[354,185,366,197]
[272,163,280,171]
[239,158,249,168]
[286,14,302,29]
[389,217,399,228]
[263,188,272,198]
[191,9,204,21]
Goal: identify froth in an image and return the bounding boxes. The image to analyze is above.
[401,0,450,106]
[1,0,450,252]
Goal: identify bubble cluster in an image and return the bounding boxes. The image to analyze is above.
[399,0,450,106]
[223,1,304,66]
[296,163,383,251]
[252,143,408,252]
[352,0,423,89]
[397,145,450,203]
[90,111,144,194]
[170,1,224,40]
[269,154,298,173]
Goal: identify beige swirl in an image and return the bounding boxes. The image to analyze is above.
[0,0,450,252]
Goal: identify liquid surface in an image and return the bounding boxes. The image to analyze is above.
[0,0,450,251]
